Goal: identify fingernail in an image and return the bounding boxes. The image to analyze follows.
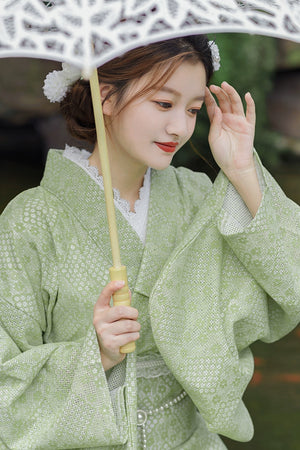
[115,281,125,288]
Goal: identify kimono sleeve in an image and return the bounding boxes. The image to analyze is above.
[0,192,128,449]
[218,163,300,343]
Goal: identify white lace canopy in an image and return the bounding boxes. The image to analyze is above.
[0,0,299,75]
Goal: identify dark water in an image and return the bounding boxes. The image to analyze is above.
[0,158,299,450]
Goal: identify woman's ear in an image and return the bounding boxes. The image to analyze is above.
[99,83,115,116]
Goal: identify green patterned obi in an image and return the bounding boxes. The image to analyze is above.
[134,354,226,449]
[136,354,197,449]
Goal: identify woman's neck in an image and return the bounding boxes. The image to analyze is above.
[89,146,147,212]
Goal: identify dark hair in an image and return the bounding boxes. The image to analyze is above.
[60,35,214,144]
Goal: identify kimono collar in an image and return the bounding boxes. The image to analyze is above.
[40,150,145,287]
[40,150,190,293]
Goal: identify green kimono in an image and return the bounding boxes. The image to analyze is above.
[0,149,299,449]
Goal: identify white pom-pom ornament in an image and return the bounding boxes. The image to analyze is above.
[43,63,82,103]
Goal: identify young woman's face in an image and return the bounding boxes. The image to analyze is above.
[104,60,207,172]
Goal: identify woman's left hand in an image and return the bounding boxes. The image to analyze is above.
[205,82,256,179]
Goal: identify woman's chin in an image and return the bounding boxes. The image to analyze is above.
[149,156,175,171]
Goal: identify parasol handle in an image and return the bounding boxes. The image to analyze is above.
[89,68,135,354]
[109,266,136,354]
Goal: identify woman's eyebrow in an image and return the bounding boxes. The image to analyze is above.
[158,86,205,101]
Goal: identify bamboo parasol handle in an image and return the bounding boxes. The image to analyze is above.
[89,68,135,354]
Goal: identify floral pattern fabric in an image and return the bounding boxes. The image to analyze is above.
[0,149,299,449]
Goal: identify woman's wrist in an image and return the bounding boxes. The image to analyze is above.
[100,349,121,371]
[96,333,121,371]
[224,165,262,218]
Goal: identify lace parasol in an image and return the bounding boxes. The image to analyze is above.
[0,0,299,75]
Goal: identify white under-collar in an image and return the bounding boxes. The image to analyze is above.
[63,145,150,244]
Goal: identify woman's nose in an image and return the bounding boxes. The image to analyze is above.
[165,111,190,138]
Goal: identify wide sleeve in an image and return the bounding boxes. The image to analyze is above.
[217,160,300,343]
[0,193,130,449]
[149,162,299,441]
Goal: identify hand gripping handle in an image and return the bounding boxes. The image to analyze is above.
[109,266,136,354]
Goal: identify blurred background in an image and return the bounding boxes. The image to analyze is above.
[0,33,299,449]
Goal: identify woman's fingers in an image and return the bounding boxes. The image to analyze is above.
[220,81,245,116]
[207,82,255,129]
[205,87,223,141]
[209,82,247,117]
[209,84,232,114]
[94,307,139,333]
[245,91,256,127]
[94,280,126,311]
[93,284,139,343]
[97,317,140,351]
[94,311,140,356]
[99,319,140,348]
[106,318,141,335]
[205,86,216,123]
[105,304,138,322]
[93,282,140,369]
[100,331,140,353]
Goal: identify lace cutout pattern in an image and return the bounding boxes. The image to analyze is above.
[1,0,299,75]
[63,146,150,244]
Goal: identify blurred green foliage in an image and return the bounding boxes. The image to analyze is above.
[173,33,279,175]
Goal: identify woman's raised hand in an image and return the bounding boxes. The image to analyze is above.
[205,82,262,217]
[93,281,140,371]
[205,82,256,179]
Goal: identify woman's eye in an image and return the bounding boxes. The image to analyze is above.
[188,108,201,115]
[155,101,172,109]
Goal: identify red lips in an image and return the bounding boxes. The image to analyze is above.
[155,142,178,153]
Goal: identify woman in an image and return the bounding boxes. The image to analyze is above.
[0,35,299,449]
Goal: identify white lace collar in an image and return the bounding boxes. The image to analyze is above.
[63,145,151,244]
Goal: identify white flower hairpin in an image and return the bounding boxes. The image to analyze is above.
[209,40,221,71]
[43,42,221,103]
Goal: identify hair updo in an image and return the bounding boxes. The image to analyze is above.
[60,35,214,144]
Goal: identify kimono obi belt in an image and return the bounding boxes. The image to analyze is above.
[135,354,199,448]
